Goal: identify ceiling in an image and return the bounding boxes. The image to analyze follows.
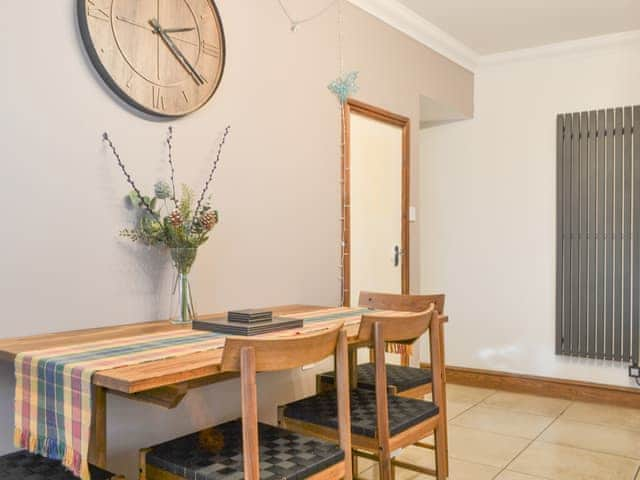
[396,0,640,55]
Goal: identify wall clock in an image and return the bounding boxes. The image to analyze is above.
[78,0,225,117]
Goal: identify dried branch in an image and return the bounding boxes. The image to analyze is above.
[192,125,231,222]
[103,132,158,219]
[166,126,178,208]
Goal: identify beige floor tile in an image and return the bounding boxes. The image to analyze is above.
[509,440,640,480]
[451,405,555,439]
[561,401,640,432]
[445,384,496,404]
[444,458,502,480]
[445,400,476,420]
[540,418,640,460]
[447,425,530,468]
[361,448,500,480]
[495,471,549,480]
[355,456,376,473]
[424,392,475,421]
[482,391,571,417]
[395,444,435,470]
[357,463,421,480]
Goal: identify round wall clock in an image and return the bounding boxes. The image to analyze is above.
[78,0,226,117]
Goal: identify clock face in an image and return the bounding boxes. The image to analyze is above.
[78,0,225,117]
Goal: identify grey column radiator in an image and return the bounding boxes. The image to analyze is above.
[556,106,639,364]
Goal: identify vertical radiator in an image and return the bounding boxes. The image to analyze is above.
[556,106,640,364]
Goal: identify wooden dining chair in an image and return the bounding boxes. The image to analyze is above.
[280,308,447,480]
[139,323,352,480]
[316,292,449,476]
[317,292,446,399]
[0,450,123,480]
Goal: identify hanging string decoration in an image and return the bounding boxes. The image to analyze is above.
[277,0,338,32]
[275,0,362,310]
[331,0,354,308]
[328,71,359,104]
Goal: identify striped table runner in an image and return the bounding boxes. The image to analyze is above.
[287,306,373,326]
[14,329,224,480]
[285,306,412,354]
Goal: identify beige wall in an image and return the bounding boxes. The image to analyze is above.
[0,1,472,476]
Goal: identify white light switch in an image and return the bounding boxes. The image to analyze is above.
[409,206,417,222]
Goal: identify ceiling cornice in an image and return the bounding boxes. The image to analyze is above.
[346,0,479,72]
[346,1,640,73]
[479,29,640,66]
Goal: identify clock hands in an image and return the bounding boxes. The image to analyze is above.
[115,16,196,43]
[149,18,205,86]
[163,27,196,33]
[115,16,153,31]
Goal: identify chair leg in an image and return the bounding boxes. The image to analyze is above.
[434,418,447,480]
[378,453,392,480]
[351,450,359,478]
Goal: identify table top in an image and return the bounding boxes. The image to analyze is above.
[0,305,376,394]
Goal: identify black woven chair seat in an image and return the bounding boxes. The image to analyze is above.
[0,450,116,480]
[284,389,438,438]
[146,419,344,480]
[319,363,432,393]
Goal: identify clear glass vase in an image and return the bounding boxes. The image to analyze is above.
[170,247,198,325]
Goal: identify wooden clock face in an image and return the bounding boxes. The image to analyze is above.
[78,0,225,117]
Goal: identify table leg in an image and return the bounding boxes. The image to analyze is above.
[89,386,107,468]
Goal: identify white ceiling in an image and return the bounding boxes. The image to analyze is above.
[396,0,640,55]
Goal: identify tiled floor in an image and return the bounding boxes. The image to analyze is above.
[358,385,640,480]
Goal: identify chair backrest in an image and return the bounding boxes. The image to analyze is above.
[355,308,434,345]
[359,292,445,365]
[219,322,352,480]
[358,291,445,314]
[220,322,343,372]
[359,308,444,460]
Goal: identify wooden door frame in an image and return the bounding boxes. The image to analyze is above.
[343,99,410,307]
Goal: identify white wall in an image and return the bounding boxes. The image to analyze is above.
[420,37,640,388]
[0,1,472,478]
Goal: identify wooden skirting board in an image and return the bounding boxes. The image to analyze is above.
[421,363,640,409]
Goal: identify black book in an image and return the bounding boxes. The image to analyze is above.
[193,316,303,336]
[227,309,273,323]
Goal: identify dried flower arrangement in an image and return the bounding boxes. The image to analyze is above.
[103,126,231,250]
[102,125,231,324]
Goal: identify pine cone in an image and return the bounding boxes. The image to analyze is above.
[168,209,183,227]
[200,210,218,231]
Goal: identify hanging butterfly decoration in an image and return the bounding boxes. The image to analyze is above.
[328,71,359,104]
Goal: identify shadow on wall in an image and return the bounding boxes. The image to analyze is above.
[419,95,470,129]
[0,364,15,454]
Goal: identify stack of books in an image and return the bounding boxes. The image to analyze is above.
[192,308,303,336]
[227,309,273,323]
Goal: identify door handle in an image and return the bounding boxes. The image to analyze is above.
[394,245,403,267]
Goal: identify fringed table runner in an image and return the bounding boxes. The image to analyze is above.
[14,329,224,480]
[283,307,412,356]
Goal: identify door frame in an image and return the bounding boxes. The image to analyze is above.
[343,98,410,306]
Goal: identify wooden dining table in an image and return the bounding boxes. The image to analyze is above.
[0,304,397,469]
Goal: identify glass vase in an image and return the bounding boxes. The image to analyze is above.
[170,247,198,325]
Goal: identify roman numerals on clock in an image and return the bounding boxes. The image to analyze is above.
[201,40,220,57]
